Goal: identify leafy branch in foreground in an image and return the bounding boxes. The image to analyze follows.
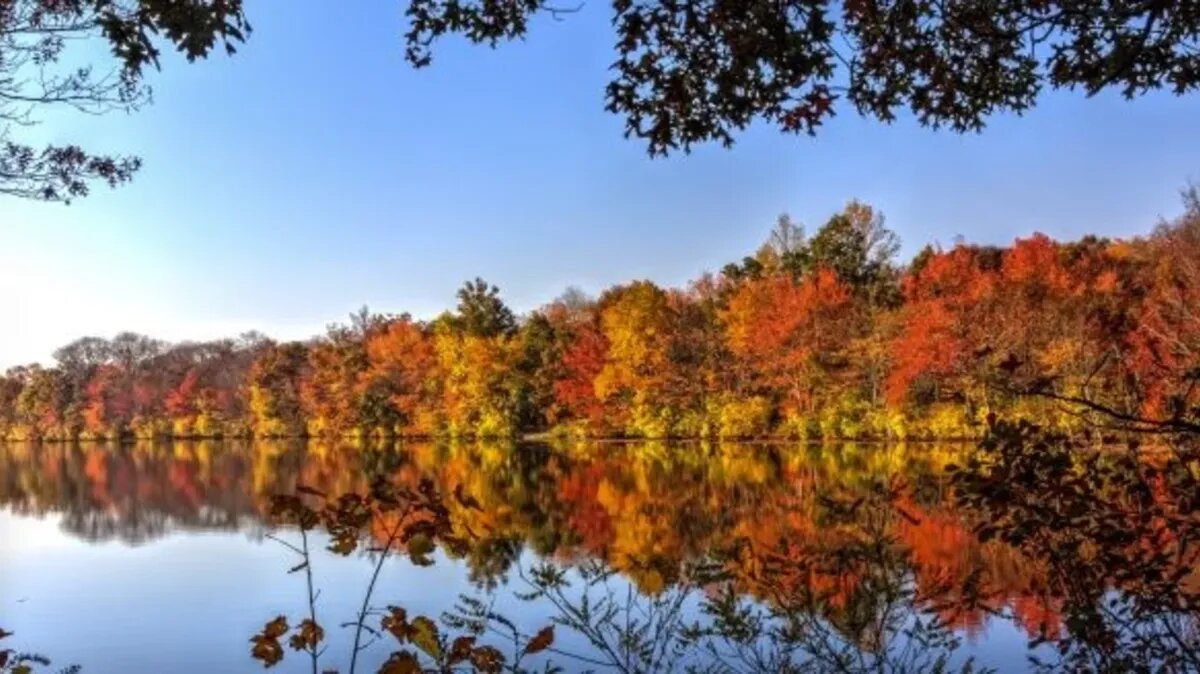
[8,1,1200,201]
[0,0,248,202]
[950,418,1200,672]
[448,502,987,674]
[254,478,557,673]
[256,474,989,674]
[406,0,1200,155]
[0,628,78,674]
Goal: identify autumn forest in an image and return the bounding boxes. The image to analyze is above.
[4,197,1199,444]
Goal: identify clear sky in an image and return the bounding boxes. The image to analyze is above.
[2,2,1198,368]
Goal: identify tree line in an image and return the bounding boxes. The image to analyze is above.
[2,195,1198,442]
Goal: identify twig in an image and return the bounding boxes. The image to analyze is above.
[348,506,409,674]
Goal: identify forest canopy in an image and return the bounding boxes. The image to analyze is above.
[2,194,1199,442]
[4,0,1200,200]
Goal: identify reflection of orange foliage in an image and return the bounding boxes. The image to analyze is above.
[84,448,109,504]
[730,505,866,612]
[1010,595,1064,640]
[1,437,1193,648]
[168,460,202,509]
[894,492,1079,642]
[896,498,993,636]
[556,462,614,554]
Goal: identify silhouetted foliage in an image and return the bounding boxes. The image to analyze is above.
[0,0,249,201]
[7,1,1200,201]
[257,477,557,673]
[950,418,1200,671]
[0,627,78,674]
[454,278,518,339]
[404,0,1200,155]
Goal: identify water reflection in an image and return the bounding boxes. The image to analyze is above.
[1,430,1198,671]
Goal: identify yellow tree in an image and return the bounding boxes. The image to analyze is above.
[247,342,309,438]
[594,281,676,437]
[431,321,521,438]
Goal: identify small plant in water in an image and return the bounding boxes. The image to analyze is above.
[255,473,988,674]
[254,477,558,673]
[950,417,1200,672]
[0,629,78,674]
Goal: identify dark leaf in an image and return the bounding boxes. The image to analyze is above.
[524,625,554,655]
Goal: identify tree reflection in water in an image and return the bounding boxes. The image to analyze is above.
[253,471,986,673]
[2,427,1199,672]
[951,420,1200,672]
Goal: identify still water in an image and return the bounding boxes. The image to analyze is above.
[0,438,1195,672]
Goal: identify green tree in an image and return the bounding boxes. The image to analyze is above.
[454,278,517,339]
[514,312,564,430]
[795,201,901,307]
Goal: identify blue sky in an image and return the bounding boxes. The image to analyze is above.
[2,2,1198,367]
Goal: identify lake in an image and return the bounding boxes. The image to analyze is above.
[1,437,1197,673]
